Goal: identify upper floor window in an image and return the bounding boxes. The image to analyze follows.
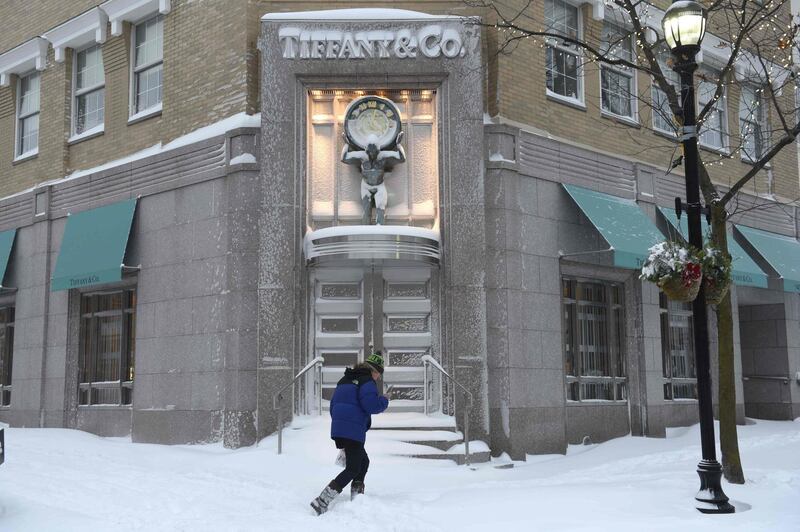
[739,85,766,162]
[562,278,627,402]
[0,306,14,407]
[659,293,697,400]
[73,44,105,136]
[79,289,136,406]
[545,0,582,103]
[16,71,40,158]
[131,14,163,116]
[698,70,728,151]
[652,48,680,135]
[600,22,636,120]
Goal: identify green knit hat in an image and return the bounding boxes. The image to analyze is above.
[366,351,384,374]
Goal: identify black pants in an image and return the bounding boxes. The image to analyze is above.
[332,438,370,489]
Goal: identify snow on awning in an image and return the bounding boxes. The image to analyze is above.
[562,184,664,270]
[735,225,800,293]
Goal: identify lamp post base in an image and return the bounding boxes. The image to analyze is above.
[695,460,735,514]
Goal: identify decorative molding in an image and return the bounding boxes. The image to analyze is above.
[0,38,48,87]
[42,7,108,63]
[304,226,441,266]
[100,0,171,37]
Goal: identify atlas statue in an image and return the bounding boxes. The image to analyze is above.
[341,96,406,225]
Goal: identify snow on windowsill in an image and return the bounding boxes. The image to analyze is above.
[262,8,464,21]
[128,102,162,124]
[68,124,105,144]
[13,149,38,163]
[229,153,256,165]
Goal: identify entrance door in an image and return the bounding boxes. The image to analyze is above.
[312,266,435,412]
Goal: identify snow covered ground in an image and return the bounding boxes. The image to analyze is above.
[0,416,798,531]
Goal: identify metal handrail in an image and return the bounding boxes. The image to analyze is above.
[273,356,324,454]
[421,354,474,466]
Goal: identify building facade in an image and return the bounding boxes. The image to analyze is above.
[0,1,798,457]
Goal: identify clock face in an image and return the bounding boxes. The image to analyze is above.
[344,96,402,150]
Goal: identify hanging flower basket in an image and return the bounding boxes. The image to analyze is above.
[701,245,732,305]
[640,241,703,302]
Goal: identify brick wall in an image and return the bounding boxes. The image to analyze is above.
[0,0,252,198]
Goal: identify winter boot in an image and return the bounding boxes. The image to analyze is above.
[310,481,341,515]
[351,481,365,500]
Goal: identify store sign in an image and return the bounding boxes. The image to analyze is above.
[278,25,464,59]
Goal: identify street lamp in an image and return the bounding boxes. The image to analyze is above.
[662,0,735,514]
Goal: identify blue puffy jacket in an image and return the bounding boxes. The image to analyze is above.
[330,366,389,443]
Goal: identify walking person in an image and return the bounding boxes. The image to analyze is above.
[310,351,389,515]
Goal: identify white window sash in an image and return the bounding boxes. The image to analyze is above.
[16,72,40,156]
[73,46,105,136]
[129,15,164,116]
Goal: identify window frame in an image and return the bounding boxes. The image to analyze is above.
[562,277,627,403]
[697,69,729,152]
[544,0,584,106]
[129,13,164,120]
[599,22,638,122]
[78,288,136,407]
[659,293,697,400]
[651,49,680,136]
[739,84,766,163]
[15,70,41,159]
[71,43,106,139]
[0,306,15,407]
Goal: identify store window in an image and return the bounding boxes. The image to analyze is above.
[739,85,766,162]
[78,289,136,406]
[600,22,636,120]
[698,70,728,150]
[562,279,627,402]
[16,71,40,158]
[73,44,105,136]
[660,293,697,400]
[131,14,163,116]
[0,307,14,407]
[545,0,582,103]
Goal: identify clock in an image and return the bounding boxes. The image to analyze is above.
[344,95,402,150]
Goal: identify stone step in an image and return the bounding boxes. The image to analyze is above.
[406,451,492,465]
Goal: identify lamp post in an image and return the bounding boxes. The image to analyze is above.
[662,0,734,514]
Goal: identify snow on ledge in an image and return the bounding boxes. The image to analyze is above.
[306,224,440,242]
[229,153,256,165]
[262,8,464,21]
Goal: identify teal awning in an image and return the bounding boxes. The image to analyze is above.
[658,207,768,288]
[51,199,137,292]
[735,225,800,293]
[562,184,664,269]
[0,229,16,288]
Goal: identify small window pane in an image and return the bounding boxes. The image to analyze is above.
[581,381,614,400]
[76,45,104,90]
[135,16,164,67]
[387,385,424,401]
[386,316,428,333]
[546,47,580,99]
[386,283,427,299]
[387,351,425,366]
[19,114,39,154]
[76,89,105,133]
[135,64,163,113]
[320,283,360,299]
[321,352,359,366]
[320,317,359,333]
[19,73,40,115]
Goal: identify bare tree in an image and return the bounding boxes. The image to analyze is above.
[468,0,800,484]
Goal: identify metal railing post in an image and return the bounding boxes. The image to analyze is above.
[420,355,473,466]
[423,360,429,416]
[277,399,284,455]
[272,356,325,454]
[318,363,323,416]
[464,397,470,466]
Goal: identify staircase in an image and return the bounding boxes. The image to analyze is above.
[370,413,490,465]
